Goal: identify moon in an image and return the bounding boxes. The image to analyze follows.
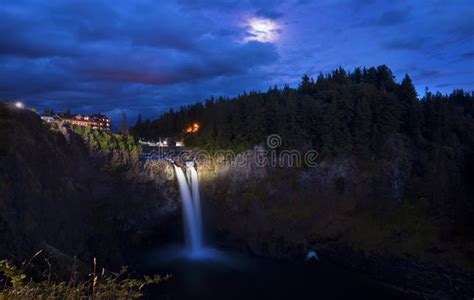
[245,17,280,43]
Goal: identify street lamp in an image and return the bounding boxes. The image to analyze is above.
[15,102,24,109]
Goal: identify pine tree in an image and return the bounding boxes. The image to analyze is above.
[398,74,421,136]
[374,93,400,138]
[352,93,371,157]
[120,111,129,135]
[299,75,313,94]
[136,114,143,126]
[353,67,363,84]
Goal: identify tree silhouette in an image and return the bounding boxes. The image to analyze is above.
[120,111,129,135]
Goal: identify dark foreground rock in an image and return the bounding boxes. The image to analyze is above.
[312,243,474,299]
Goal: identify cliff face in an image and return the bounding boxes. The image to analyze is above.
[196,137,473,297]
[198,140,414,258]
[0,104,179,267]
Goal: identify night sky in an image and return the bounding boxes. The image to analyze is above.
[1,0,473,124]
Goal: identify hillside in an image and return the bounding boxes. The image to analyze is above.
[0,102,178,270]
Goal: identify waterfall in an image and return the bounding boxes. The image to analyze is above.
[189,166,203,240]
[174,163,203,254]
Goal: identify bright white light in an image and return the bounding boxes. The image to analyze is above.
[245,17,279,42]
[15,102,24,109]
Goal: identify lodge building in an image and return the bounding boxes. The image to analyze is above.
[41,111,111,131]
[60,113,111,131]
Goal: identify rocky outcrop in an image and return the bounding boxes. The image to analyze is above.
[195,140,473,298]
[0,106,179,269]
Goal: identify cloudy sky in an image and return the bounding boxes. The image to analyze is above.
[1,0,473,124]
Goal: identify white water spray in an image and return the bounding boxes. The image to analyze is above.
[174,163,203,254]
[189,166,203,239]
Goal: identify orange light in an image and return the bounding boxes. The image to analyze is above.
[186,122,200,133]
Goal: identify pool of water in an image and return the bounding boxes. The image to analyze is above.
[140,245,419,300]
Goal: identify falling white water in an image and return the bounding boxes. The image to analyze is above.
[189,166,203,241]
[174,165,202,253]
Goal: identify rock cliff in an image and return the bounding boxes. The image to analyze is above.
[0,104,179,269]
[195,140,473,298]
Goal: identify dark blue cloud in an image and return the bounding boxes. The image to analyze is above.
[382,37,426,51]
[356,8,411,27]
[461,52,474,60]
[255,8,284,19]
[0,0,473,126]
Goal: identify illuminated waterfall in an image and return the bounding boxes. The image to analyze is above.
[189,166,203,240]
[174,163,203,254]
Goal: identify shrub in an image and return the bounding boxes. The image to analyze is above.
[0,253,168,299]
[70,125,141,152]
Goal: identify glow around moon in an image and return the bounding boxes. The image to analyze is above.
[245,17,280,43]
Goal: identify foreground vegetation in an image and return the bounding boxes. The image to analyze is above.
[0,252,167,299]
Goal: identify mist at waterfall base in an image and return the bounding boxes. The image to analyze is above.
[141,163,418,299]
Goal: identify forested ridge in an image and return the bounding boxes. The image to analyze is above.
[132,65,474,160]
